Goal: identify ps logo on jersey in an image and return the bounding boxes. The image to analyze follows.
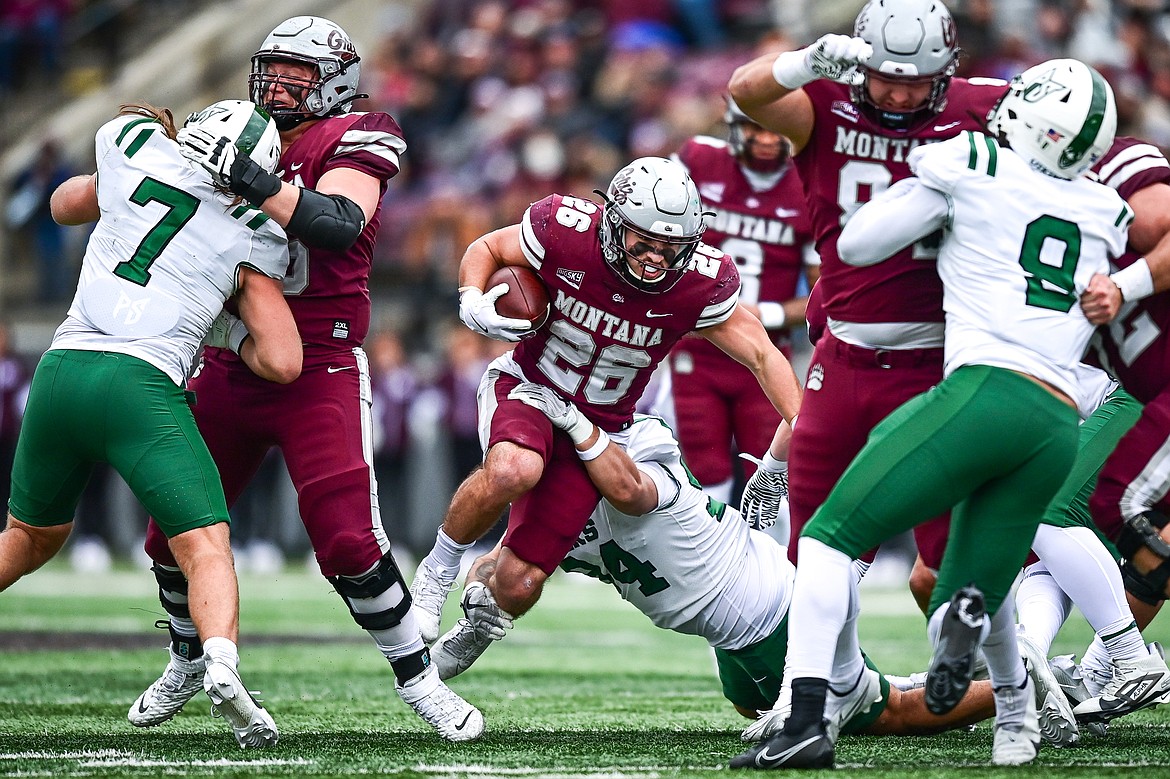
[612,293,625,303]
[806,363,825,391]
[557,267,585,290]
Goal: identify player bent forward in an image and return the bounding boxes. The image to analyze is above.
[427,382,1082,743]
[0,100,300,747]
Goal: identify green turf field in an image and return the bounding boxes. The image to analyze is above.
[2,562,1170,777]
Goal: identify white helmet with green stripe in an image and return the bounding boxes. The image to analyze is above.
[987,58,1116,180]
[181,100,280,177]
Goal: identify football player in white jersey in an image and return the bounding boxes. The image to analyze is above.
[427,382,1033,742]
[734,58,1129,769]
[0,100,300,748]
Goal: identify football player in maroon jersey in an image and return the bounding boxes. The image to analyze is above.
[133,16,484,742]
[661,98,817,511]
[409,156,803,649]
[728,0,1007,585]
[1078,140,1170,607]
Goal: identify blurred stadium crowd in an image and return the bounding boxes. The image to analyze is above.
[4,0,1170,570]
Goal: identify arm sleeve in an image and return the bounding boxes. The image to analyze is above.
[837,178,949,266]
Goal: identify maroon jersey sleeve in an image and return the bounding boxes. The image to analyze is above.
[1094,136,1170,202]
[796,78,1007,326]
[510,193,740,431]
[319,112,406,181]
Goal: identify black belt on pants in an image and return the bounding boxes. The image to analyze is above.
[824,332,945,369]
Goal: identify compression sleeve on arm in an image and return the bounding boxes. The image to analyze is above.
[286,188,367,250]
[837,178,949,266]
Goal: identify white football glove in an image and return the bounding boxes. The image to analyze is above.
[204,310,249,354]
[458,284,533,343]
[772,34,873,89]
[461,582,514,641]
[738,452,789,531]
[176,127,237,188]
[508,382,596,444]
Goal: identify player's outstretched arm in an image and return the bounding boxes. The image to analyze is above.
[507,383,659,515]
[865,683,994,736]
[728,36,870,153]
[838,178,948,266]
[699,306,802,424]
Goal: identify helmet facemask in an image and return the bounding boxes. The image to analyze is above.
[248,16,364,131]
[725,97,790,173]
[596,157,709,294]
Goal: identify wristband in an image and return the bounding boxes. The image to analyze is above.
[756,301,786,329]
[577,429,610,461]
[761,451,787,473]
[772,49,816,90]
[1111,258,1154,302]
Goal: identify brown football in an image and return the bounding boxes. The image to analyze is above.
[487,265,551,330]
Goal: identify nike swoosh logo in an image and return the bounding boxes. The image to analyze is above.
[327,366,354,373]
[454,711,473,731]
[137,698,150,713]
[933,121,961,132]
[646,311,671,319]
[290,162,303,171]
[756,735,821,766]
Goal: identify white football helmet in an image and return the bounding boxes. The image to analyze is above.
[852,0,961,131]
[181,100,280,176]
[249,16,362,130]
[987,58,1116,180]
[598,157,707,293]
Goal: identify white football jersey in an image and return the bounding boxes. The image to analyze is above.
[52,114,288,385]
[560,415,792,651]
[911,131,1132,404]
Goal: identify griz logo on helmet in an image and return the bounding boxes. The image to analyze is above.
[327,30,357,60]
[609,171,636,204]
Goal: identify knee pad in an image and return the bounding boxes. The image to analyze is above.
[153,563,190,620]
[1118,511,1170,604]
[327,552,412,631]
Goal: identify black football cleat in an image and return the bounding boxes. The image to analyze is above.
[729,720,834,770]
[926,584,987,715]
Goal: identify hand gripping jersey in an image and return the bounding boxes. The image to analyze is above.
[912,131,1131,402]
[275,111,406,357]
[559,416,792,650]
[52,114,288,385]
[675,136,814,353]
[1090,137,1170,404]
[510,193,741,432]
[797,78,1006,327]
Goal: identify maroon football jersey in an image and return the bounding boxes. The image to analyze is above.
[675,135,813,361]
[1090,136,1170,404]
[796,78,1006,325]
[278,111,406,358]
[512,193,741,432]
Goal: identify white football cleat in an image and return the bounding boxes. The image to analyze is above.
[128,650,205,727]
[1018,631,1079,747]
[992,677,1040,766]
[1073,642,1170,723]
[410,561,456,644]
[396,665,484,742]
[741,667,882,744]
[203,659,279,748]
[1049,654,1107,737]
